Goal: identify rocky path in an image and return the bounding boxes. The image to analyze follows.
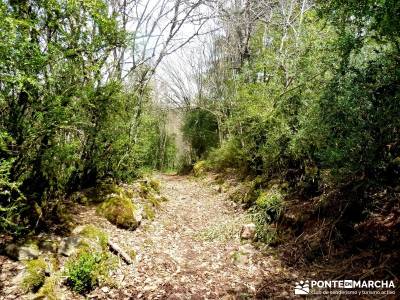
[89,174,294,299]
[1,174,296,299]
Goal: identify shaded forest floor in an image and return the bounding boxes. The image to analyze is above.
[1,174,297,299]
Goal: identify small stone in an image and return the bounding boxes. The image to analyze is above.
[72,225,85,235]
[240,223,256,240]
[101,286,110,293]
[213,185,222,193]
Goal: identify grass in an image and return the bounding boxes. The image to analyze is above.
[21,258,47,292]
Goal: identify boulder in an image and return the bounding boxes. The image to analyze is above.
[97,194,141,230]
[240,223,256,240]
[5,243,39,261]
[58,236,81,257]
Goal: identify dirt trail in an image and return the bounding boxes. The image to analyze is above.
[76,174,293,299]
[1,174,296,299]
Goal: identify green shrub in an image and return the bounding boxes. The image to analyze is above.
[65,248,117,294]
[207,138,245,171]
[65,251,101,294]
[182,108,219,158]
[255,187,285,222]
[21,258,47,292]
[96,194,140,229]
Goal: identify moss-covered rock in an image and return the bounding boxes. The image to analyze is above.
[36,275,59,300]
[77,225,109,250]
[21,258,47,292]
[193,160,207,177]
[58,236,82,257]
[97,194,141,230]
[229,182,257,205]
[5,242,40,261]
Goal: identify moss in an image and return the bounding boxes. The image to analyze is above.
[23,239,40,250]
[392,156,400,166]
[139,182,150,196]
[70,191,89,205]
[36,276,59,300]
[254,187,285,226]
[85,183,123,204]
[124,188,136,199]
[143,204,155,220]
[229,182,257,204]
[146,193,161,208]
[79,225,109,250]
[21,258,47,292]
[128,249,137,260]
[96,194,139,230]
[148,178,161,193]
[193,160,207,177]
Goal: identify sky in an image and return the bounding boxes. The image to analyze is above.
[122,0,222,106]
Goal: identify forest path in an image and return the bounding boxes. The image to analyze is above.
[74,174,294,299]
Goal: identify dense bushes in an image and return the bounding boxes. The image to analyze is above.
[0,1,175,235]
[182,1,400,260]
[193,1,399,191]
[182,108,219,159]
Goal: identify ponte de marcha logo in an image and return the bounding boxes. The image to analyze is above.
[293,279,396,296]
[294,280,310,295]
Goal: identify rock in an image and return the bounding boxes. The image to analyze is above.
[5,243,39,261]
[213,185,222,193]
[58,236,81,257]
[38,239,58,253]
[97,194,141,230]
[240,223,256,240]
[101,286,110,293]
[72,225,86,235]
